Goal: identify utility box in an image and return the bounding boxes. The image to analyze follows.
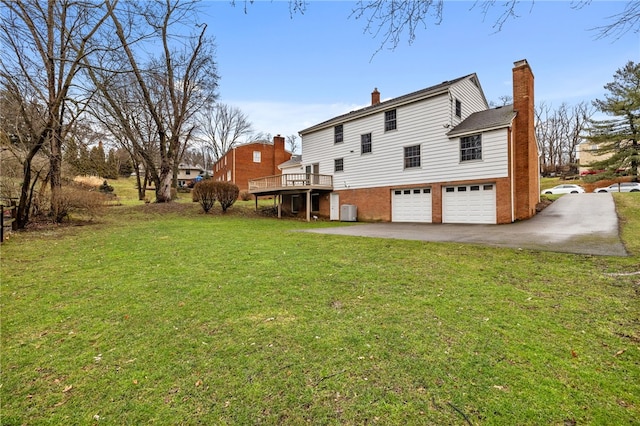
[340,204,357,222]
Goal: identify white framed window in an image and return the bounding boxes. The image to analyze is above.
[253,151,261,163]
[404,145,421,169]
[460,134,482,162]
[334,125,343,144]
[334,158,344,172]
[455,99,462,118]
[385,109,397,131]
[361,133,372,154]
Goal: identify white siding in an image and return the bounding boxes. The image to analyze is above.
[301,78,508,191]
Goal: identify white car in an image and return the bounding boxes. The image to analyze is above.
[595,182,640,193]
[541,184,585,195]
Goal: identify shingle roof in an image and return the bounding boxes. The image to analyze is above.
[278,154,302,169]
[299,74,480,135]
[446,104,516,138]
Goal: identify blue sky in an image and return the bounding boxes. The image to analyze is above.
[199,1,639,145]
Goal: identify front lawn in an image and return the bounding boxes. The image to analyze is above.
[1,195,639,425]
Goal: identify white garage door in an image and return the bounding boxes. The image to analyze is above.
[443,184,496,224]
[392,188,432,223]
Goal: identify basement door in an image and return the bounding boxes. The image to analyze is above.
[330,193,340,221]
[442,184,496,224]
[391,188,432,223]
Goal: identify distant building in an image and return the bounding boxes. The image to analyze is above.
[212,135,292,193]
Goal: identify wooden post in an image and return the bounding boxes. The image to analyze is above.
[306,190,311,222]
[278,194,282,218]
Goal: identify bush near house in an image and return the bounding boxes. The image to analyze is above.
[192,180,217,213]
[214,181,240,212]
[192,181,239,213]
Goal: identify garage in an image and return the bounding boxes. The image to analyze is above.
[392,188,432,222]
[443,184,496,224]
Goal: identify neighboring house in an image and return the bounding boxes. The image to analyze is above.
[212,135,292,193]
[578,142,617,175]
[249,60,539,224]
[177,163,206,188]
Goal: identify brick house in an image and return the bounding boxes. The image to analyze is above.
[212,135,292,193]
[249,60,539,224]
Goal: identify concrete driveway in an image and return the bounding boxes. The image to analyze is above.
[303,193,627,256]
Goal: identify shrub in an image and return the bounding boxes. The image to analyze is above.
[213,181,239,212]
[239,191,252,201]
[192,180,217,213]
[50,186,108,222]
[99,180,114,193]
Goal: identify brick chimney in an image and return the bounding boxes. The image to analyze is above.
[272,134,287,174]
[512,59,539,220]
[371,88,380,106]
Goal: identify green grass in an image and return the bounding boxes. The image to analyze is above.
[1,195,639,425]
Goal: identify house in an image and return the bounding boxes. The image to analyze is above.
[212,135,292,193]
[177,163,206,188]
[249,60,539,224]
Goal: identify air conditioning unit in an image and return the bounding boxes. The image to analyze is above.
[340,204,357,222]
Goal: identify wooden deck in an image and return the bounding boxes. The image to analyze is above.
[248,173,333,195]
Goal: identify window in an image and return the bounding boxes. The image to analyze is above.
[361,133,372,154]
[385,109,397,131]
[334,158,344,172]
[404,145,421,169]
[334,125,343,144]
[460,134,482,162]
[455,99,462,118]
[253,151,261,163]
[186,170,191,175]
[311,193,320,212]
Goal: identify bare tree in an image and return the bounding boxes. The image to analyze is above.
[348,1,639,53]
[90,0,219,202]
[535,101,594,176]
[286,134,299,154]
[0,0,112,226]
[196,103,253,161]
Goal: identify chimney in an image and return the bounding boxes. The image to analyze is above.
[371,88,380,106]
[273,134,285,174]
[512,59,539,220]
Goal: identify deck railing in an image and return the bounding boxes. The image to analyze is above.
[248,173,333,193]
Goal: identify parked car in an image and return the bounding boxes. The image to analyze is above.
[541,184,585,195]
[594,182,640,193]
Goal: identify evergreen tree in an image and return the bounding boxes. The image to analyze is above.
[89,141,106,177]
[78,144,90,175]
[586,61,639,181]
[105,149,119,179]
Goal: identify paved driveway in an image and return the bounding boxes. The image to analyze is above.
[303,193,627,256]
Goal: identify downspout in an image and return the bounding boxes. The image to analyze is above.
[509,126,515,223]
[232,148,236,183]
[448,90,454,127]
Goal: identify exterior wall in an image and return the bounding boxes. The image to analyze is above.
[212,136,291,192]
[302,78,495,192]
[320,176,513,224]
[578,142,612,172]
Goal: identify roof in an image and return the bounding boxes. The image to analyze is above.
[299,74,481,135]
[278,154,302,169]
[446,104,516,138]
